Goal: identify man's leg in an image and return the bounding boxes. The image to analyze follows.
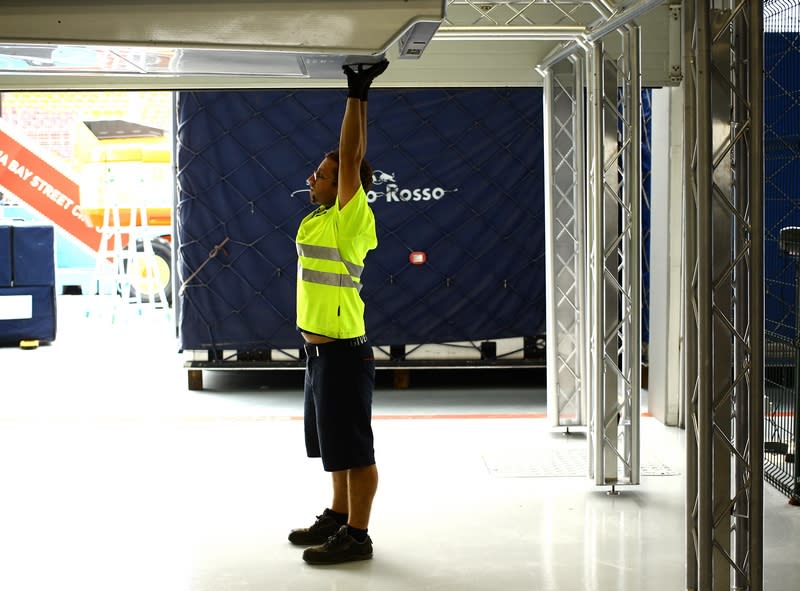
[346,464,379,529]
[287,469,349,545]
[331,470,349,515]
[302,464,378,564]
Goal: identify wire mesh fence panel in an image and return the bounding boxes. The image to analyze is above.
[764,0,800,503]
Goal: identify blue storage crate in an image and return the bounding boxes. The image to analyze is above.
[0,285,57,344]
[12,223,55,286]
[0,224,11,286]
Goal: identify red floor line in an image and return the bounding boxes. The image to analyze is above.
[287,413,546,421]
[373,412,548,420]
[0,412,656,424]
[290,412,655,421]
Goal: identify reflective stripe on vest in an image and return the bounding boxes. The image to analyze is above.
[297,242,364,291]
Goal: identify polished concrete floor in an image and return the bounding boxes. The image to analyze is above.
[0,296,799,591]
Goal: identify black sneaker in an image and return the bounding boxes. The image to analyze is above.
[302,525,373,565]
[288,510,343,546]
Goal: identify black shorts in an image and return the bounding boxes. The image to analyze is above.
[303,340,376,472]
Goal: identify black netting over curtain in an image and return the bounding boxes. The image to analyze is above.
[176,88,546,352]
[764,0,800,503]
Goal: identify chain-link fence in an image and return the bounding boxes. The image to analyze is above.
[764,0,800,503]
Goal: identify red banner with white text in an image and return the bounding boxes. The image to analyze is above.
[0,118,101,253]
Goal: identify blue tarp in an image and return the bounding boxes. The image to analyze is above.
[176,88,547,351]
[765,32,800,341]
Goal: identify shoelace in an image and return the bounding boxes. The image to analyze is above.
[302,514,328,531]
[323,526,349,547]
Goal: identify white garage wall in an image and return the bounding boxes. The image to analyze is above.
[647,86,684,426]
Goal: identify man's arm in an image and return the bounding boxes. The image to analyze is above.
[338,60,389,209]
[337,97,365,209]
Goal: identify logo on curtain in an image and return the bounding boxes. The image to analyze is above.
[367,169,457,204]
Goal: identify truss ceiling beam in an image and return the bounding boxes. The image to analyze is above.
[533,0,665,71]
[435,25,586,40]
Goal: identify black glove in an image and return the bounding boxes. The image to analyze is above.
[343,58,389,100]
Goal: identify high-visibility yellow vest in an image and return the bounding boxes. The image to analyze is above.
[295,185,377,339]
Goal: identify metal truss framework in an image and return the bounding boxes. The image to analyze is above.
[543,56,588,429]
[443,0,603,27]
[684,1,764,589]
[585,29,642,487]
[543,27,642,486]
[443,0,765,587]
[442,0,655,31]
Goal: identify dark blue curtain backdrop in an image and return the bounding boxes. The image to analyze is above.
[176,88,547,351]
[765,33,800,341]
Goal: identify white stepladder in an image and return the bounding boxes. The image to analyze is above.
[92,195,169,323]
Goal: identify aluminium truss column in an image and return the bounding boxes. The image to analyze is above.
[624,25,642,483]
[544,55,588,429]
[683,0,699,587]
[585,32,641,488]
[685,1,763,589]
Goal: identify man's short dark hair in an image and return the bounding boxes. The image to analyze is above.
[325,149,374,192]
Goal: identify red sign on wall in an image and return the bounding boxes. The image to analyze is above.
[0,119,102,253]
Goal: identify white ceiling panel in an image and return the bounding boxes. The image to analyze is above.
[0,1,677,90]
